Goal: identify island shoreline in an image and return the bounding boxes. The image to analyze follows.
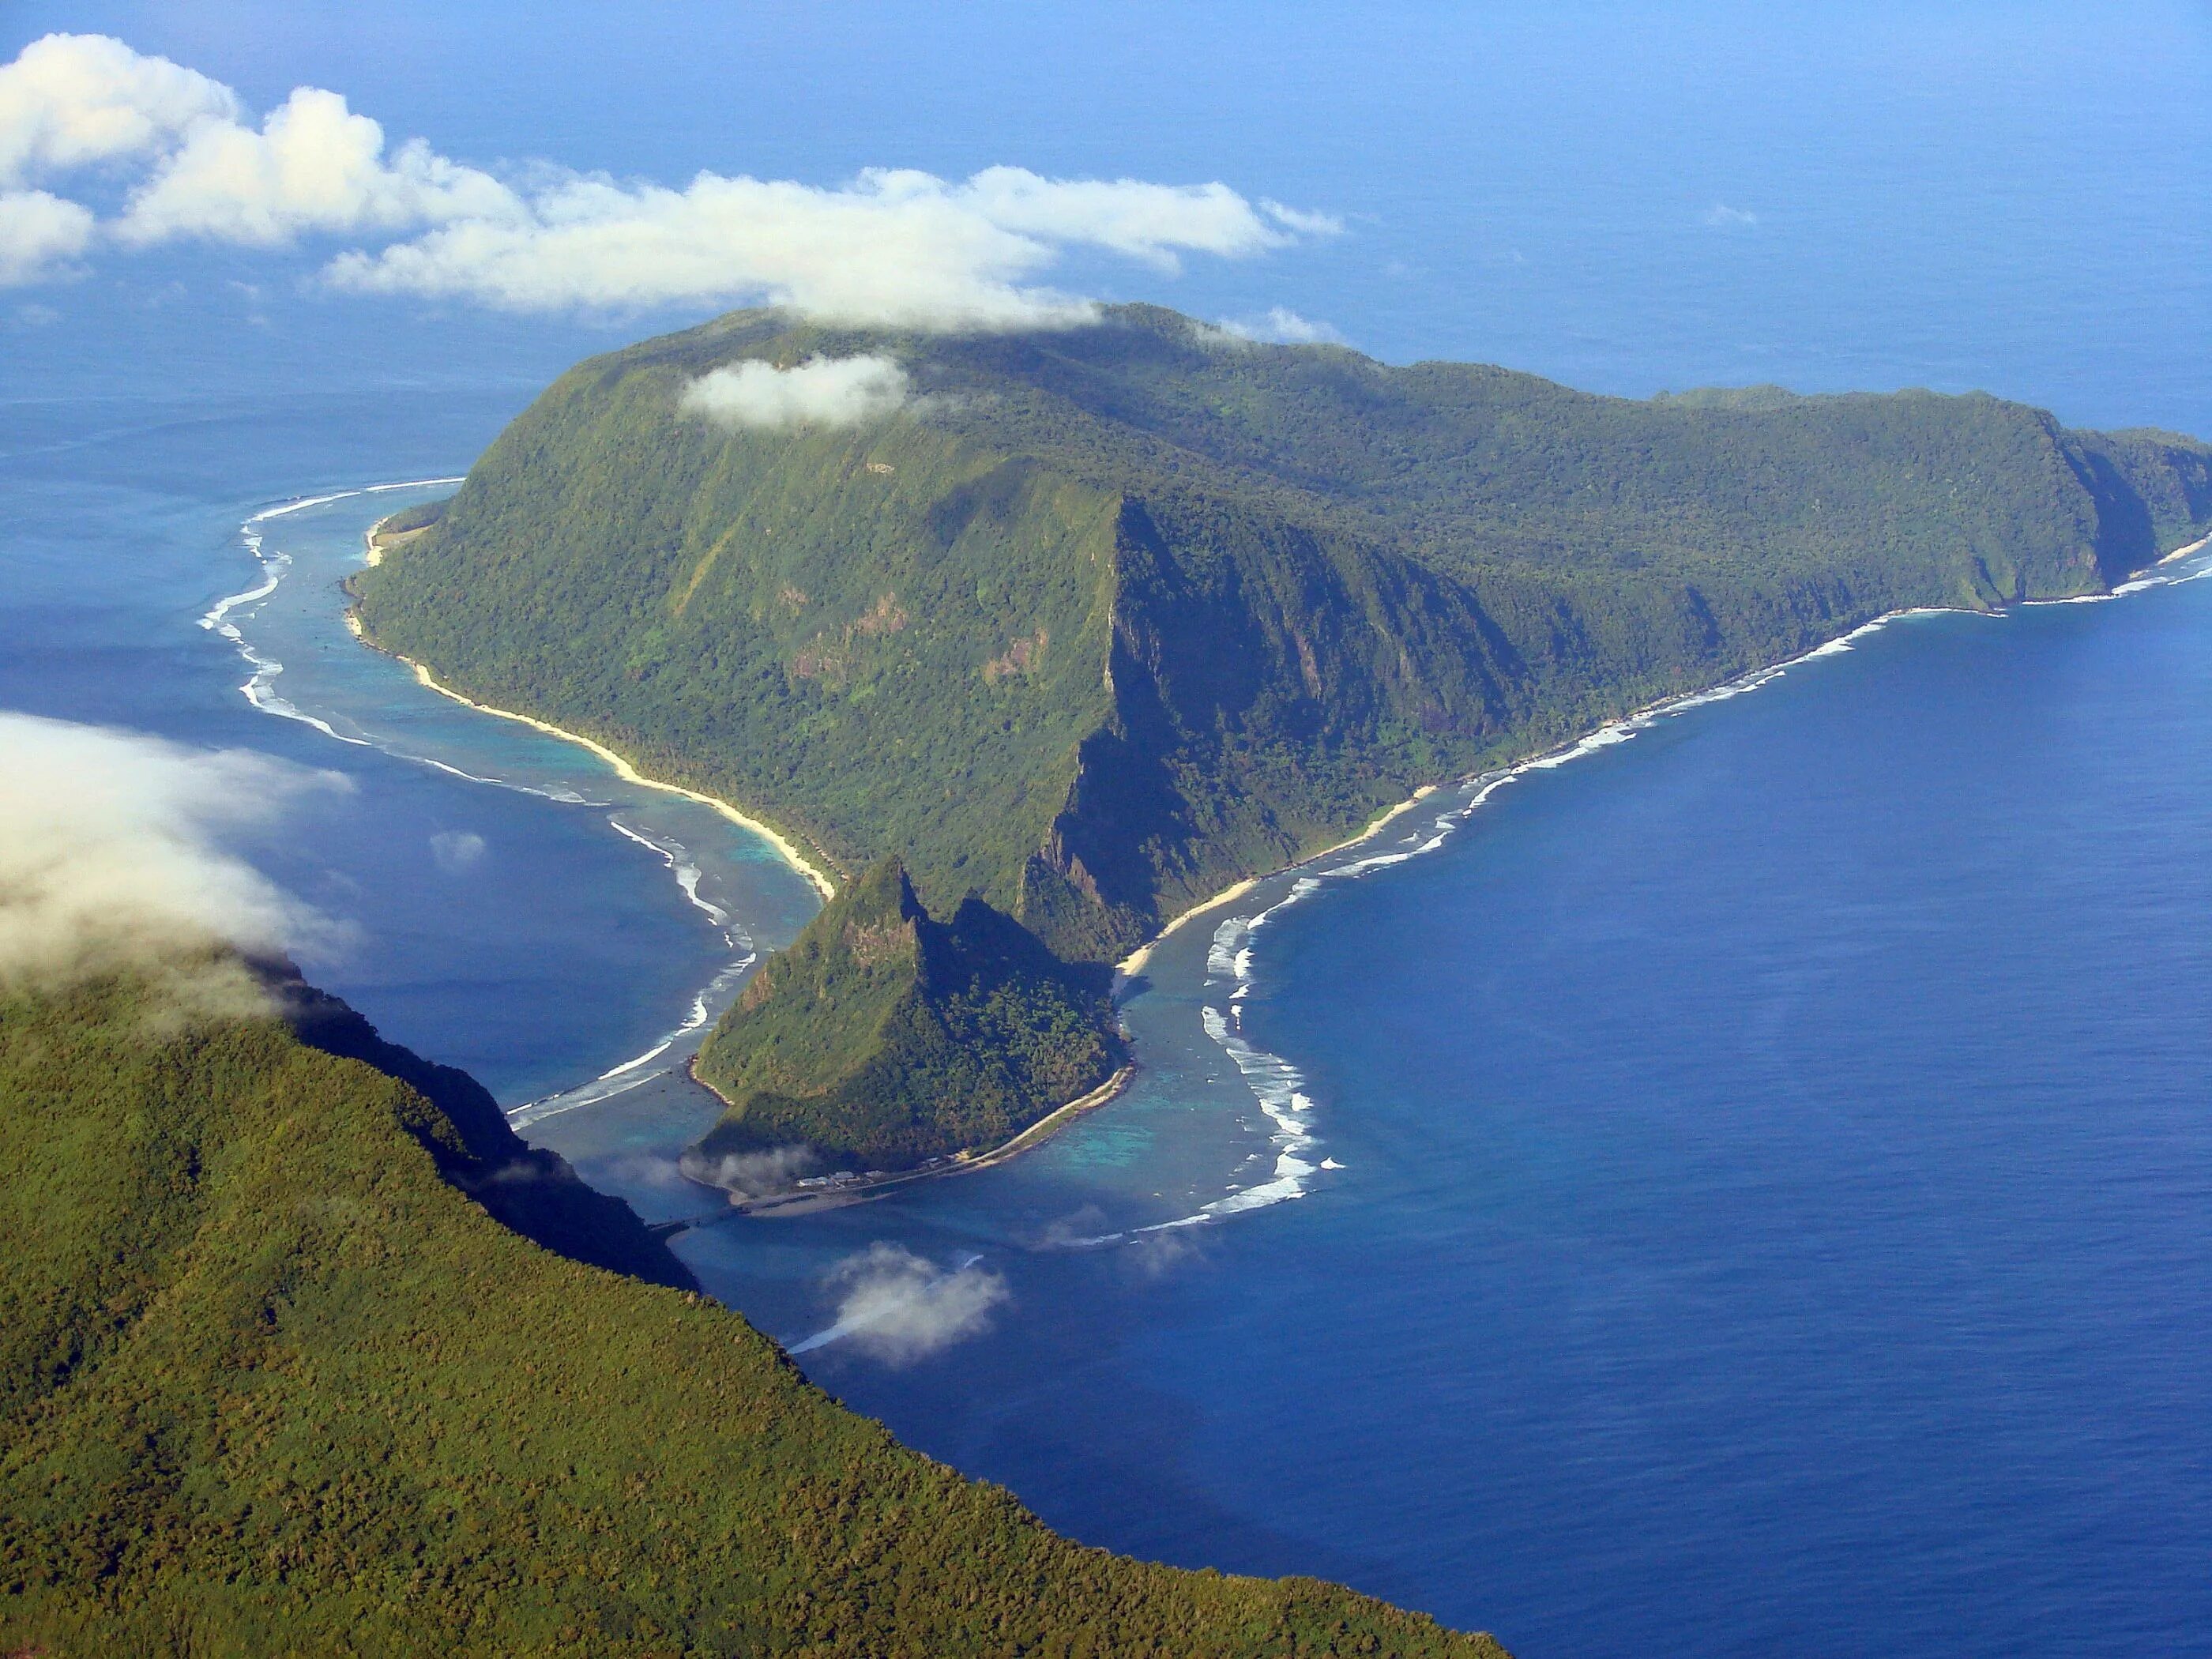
[688,1062,1141,1222]
[1113,529,2212,984]
[354,517,838,901]
[354,506,2210,1196]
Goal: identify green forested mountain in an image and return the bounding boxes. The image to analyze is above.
[689,857,1120,1175]
[356,305,2212,957]
[352,303,2212,1161]
[0,965,1501,1657]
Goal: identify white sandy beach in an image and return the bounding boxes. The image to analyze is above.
[347,555,837,901]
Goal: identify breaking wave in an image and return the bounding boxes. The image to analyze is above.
[203,478,770,1129]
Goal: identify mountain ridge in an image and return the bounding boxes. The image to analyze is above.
[0,962,1504,1656]
[686,856,1122,1178]
[351,303,2212,1169]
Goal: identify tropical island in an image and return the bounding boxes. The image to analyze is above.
[350,303,2212,1192]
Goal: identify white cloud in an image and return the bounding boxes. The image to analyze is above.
[0,712,351,997]
[679,354,912,430]
[0,189,94,284]
[683,1143,819,1198]
[0,32,236,186]
[1213,305,1343,345]
[788,1243,1009,1364]
[0,35,1337,328]
[1260,198,1345,238]
[957,165,1299,268]
[117,85,518,246]
[324,166,1254,327]
[1702,203,1759,229]
[428,829,487,873]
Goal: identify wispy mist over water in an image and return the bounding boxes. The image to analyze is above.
[789,1245,1010,1364]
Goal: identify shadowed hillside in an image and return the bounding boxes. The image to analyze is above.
[0,965,1504,1657]
[688,857,1123,1176]
[352,304,2212,1172]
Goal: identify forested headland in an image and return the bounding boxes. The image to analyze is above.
[352,304,2212,1178]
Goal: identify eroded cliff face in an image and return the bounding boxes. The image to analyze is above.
[356,304,2212,970]
[1016,495,1522,957]
[355,302,2212,1156]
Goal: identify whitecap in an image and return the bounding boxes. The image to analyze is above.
[608,817,735,930]
[506,1066,671,1127]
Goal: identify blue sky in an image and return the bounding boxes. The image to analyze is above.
[6,2,2207,430]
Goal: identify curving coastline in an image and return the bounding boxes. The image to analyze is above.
[359,509,1134,1194]
[1116,787,1441,980]
[350,500,2212,1200]
[1127,527,2212,1011]
[353,514,838,901]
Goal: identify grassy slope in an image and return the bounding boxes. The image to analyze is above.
[0,971,1500,1658]
[688,858,1122,1173]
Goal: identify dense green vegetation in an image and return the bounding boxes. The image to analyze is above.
[690,858,1121,1178]
[358,304,2212,954]
[277,965,692,1288]
[374,497,448,537]
[354,303,2212,1156]
[0,964,1501,1657]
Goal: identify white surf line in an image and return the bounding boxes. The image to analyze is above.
[502,948,761,1127]
[202,477,470,746]
[201,532,381,750]
[494,818,761,1125]
[503,1066,673,1128]
[386,652,838,902]
[607,816,737,933]
[1142,540,2212,1239]
[253,476,468,522]
[2019,529,2212,605]
[202,475,778,1136]
[220,480,758,856]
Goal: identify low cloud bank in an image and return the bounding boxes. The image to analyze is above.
[1213,306,1343,345]
[687,1144,819,1199]
[680,355,912,431]
[788,1243,1008,1364]
[0,712,348,1003]
[0,33,1337,325]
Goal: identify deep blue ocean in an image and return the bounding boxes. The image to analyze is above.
[6,5,2210,1653]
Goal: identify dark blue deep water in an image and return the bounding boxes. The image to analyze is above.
[6,5,2211,1654]
[687,584,2212,1658]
